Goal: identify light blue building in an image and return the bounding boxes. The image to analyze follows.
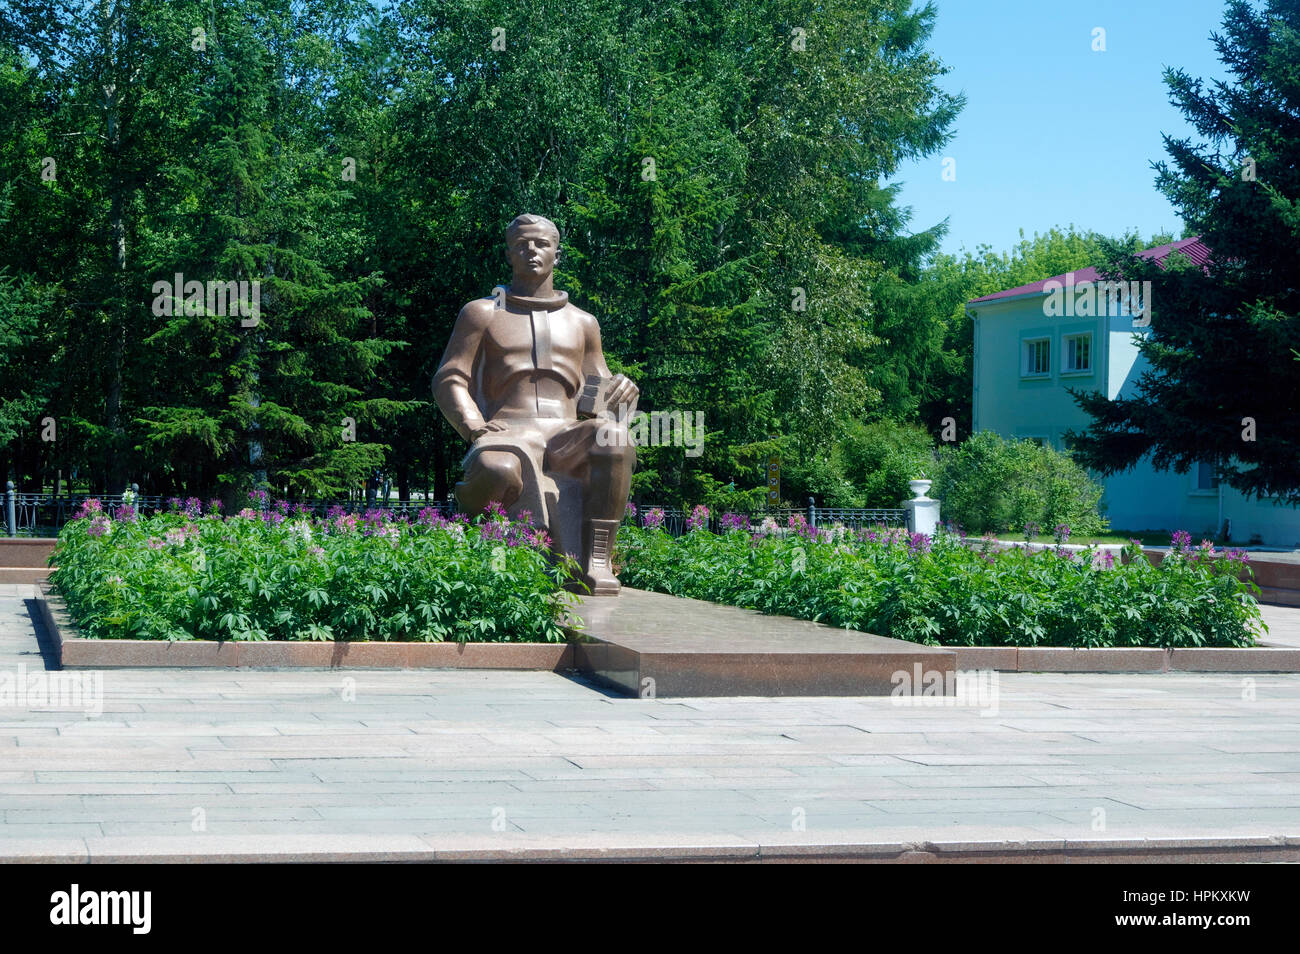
[967,237,1300,547]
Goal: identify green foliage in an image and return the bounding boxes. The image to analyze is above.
[931,432,1107,535]
[837,420,936,507]
[50,506,576,643]
[617,523,1262,648]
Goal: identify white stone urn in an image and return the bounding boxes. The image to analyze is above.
[905,478,939,535]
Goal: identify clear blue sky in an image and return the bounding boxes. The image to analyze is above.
[891,0,1236,257]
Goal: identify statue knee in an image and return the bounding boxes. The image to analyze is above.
[475,451,524,501]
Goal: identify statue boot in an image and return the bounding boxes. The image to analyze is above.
[579,518,621,596]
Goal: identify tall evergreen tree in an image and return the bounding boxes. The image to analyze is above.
[1070,0,1300,503]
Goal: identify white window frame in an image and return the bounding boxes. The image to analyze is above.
[1193,459,1220,494]
[1061,332,1093,375]
[1021,337,1051,378]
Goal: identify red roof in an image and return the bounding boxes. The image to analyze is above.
[967,236,1210,305]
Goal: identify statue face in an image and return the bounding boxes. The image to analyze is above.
[507,226,558,281]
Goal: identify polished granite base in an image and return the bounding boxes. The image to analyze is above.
[566,588,955,697]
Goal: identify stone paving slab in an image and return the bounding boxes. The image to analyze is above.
[3,586,1300,861]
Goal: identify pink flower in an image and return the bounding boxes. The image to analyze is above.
[74,498,102,520]
[686,504,710,532]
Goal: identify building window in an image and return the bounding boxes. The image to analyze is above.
[1022,338,1050,376]
[1062,333,1092,373]
[1196,460,1220,491]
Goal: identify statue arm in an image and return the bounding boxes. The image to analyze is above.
[581,313,613,380]
[582,313,638,416]
[433,302,491,443]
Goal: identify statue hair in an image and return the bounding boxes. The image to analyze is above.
[506,214,560,244]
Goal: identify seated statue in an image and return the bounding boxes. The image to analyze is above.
[433,214,638,595]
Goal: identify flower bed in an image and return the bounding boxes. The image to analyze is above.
[51,498,576,642]
[616,511,1264,648]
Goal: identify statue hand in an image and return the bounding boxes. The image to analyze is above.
[471,420,509,442]
[606,375,639,415]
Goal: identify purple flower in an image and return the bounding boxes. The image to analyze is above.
[116,504,138,523]
[719,512,748,532]
[417,507,447,528]
[207,498,224,514]
[906,531,931,555]
[624,501,637,520]
[1053,523,1071,544]
[642,508,665,529]
[483,500,508,520]
[1171,530,1192,552]
[686,504,710,532]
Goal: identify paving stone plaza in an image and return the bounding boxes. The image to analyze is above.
[4,581,1298,863]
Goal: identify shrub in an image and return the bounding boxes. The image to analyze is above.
[837,420,937,507]
[50,500,576,642]
[933,431,1107,535]
[616,520,1262,648]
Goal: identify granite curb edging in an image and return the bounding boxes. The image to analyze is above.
[952,645,1300,672]
[33,583,1300,674]
[2,834,1298,864]
[37,583,574,671]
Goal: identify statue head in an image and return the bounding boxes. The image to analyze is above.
[506,214,560,283]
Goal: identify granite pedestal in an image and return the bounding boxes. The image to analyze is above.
[567,588,955,697]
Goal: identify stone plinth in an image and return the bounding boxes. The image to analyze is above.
[566,587,955,697]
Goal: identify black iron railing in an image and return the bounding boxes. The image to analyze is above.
[629,500,907,536]
[4,482,905,539]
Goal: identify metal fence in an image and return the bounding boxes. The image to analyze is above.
[2,483,460,537]
[632,501,908,536]
[4,482,907,537]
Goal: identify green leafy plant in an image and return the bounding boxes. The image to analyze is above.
[617,517,1263,648]
[50,499,577,643]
